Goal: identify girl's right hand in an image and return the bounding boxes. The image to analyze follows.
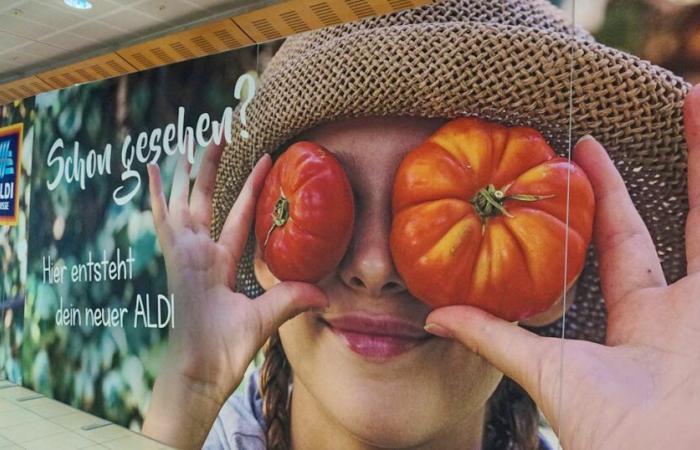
[142,144,327,449]
[425,85,700,450]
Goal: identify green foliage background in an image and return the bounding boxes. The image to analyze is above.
[0,99,34,384]
[22,47,262,431]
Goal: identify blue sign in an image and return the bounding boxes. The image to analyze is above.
[0,123,23,226]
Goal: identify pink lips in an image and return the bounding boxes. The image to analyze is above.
[323,314,431,361]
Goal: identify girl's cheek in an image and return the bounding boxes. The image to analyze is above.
[315,271,342,299]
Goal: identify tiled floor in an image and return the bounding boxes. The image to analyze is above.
[0,380,172,450]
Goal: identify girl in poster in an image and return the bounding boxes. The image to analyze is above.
[143,0,700,448]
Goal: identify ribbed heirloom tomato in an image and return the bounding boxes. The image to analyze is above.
[255,141,355,283]
[390,118,595,321]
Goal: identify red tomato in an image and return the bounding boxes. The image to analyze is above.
[255,142,355,283]
[390,118,595,321]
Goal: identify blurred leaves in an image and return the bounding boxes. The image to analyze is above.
[595,0,645,54]
[20,46,261,430]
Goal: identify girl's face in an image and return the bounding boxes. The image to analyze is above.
[254,117,557,448]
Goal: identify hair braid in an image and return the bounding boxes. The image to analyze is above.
[483,377,541,450]
[260,332,292,450]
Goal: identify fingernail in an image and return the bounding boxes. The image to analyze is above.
[575,134,595,146]
[424,323,453,339]
[252,154,266,171]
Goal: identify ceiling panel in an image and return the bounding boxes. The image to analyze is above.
[117,18,253,70]
[98,8,167,34]
[71,19,128,41]
[47,30,98,49]
[233,0,430,42]
[0,59,22,72]
[0,30,26,48]
[0,74,51,103]
[0,49,47,68]
[35,0,124,19]
[14,0,85,29]
[186,0,244,7]
[0,2,24,14]
[16,40,65,58]
[133,0,206,22]
[37,52,136,88]
[0,11,57,40]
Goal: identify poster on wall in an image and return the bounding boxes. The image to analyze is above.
[0,100,34,384]
[23,43,274,430]
[15,0,697,449]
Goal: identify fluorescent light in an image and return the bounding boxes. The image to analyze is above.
[64,0,93,9]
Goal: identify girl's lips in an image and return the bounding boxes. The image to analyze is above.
[322,314,432,361]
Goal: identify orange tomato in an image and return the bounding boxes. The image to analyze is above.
[255,142,355,283]
[390,118,595,321]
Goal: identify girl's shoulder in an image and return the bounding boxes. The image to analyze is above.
[203,368,267,450]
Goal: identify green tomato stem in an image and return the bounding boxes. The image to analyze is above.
[263,192,289,249]
[471,184,554,222]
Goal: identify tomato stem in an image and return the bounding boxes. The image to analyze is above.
[263,193,289,249]
[471,184,554,222]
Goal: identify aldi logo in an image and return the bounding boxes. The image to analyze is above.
[0,123,23,226]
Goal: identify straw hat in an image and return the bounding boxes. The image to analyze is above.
[211,0,691,343]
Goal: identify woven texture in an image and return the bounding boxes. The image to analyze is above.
[211,0,691,344]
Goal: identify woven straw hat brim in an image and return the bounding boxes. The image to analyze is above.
[212,0,691,344]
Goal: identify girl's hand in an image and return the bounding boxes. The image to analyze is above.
[142,145,327,449]
[425,84,700,449]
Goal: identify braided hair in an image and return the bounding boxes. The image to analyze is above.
[259,332,541,450]
[260,332,293,450]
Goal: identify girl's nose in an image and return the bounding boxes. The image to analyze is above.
[339,212,406,298]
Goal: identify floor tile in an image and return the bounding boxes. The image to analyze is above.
[22,431,96,449]
[0,387,36,401]
[0,419,65,444]
[49,411,109,431]
[0,399,19,414]
[0,409,42,429]
[76,425,131,444]
[0,385,169,449]
[22,398,76,419]
[102,433,163,450]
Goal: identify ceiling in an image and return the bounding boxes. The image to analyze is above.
[0,0,431,103]
[0,0,271,83]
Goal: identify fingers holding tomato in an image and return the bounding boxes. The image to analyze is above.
[255,142,355,283]
[391,118,595,322]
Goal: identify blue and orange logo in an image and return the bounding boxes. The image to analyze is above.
[0,123,23,226]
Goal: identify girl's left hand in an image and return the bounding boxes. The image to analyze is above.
[425,84,700,449]
[142,144,327,449]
